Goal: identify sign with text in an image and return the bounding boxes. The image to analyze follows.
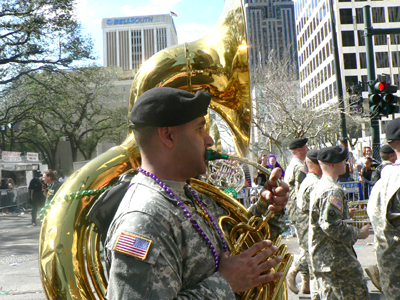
[26,152,39,161]
[2,151,22,162]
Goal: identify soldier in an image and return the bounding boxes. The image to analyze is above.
[368,117,400,299]
[309,145,370,300]
[104,87,290,299]
[287,149,321,297]
[371,144,397,185]
[285,138,309,293]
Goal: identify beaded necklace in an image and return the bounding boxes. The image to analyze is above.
[138,167,227,270]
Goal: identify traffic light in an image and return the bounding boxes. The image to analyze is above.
[369,81,400,115]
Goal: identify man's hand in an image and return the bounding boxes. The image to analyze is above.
[218,240,283,293]
[259,168,289,211]
[360,224,370,239]
[349,207,357,218]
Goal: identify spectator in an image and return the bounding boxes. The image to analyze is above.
[371,144,397,185]
[361,157,374,199]
[58,171,68,183]
[43,169,62,205]
[266,154,285,179]
[357,146,379,173]
[29,170,45,225]
[254,153,269,186]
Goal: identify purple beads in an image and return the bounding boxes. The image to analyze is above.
[138,167,224,270]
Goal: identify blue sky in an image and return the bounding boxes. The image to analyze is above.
[75,0,226,64]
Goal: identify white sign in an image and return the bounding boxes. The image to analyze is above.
[27,152,39,161]
[2,151,22,162]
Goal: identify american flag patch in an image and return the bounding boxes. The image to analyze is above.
[114,232,152,260]
[331,198,342,210]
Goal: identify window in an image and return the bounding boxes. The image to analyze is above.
[345,76,358,90]
[357,30,365,46]
[391,34,400,45]
[340,9,353,24]
[372,7,385,23]
[344,53,357,69]
[374,35,387,45]
[361,75,368,91]
[359,52,367,69]
[388,7,400,22]
[394,74,400,89]
[342,31,355,46]
[356,8,363,24]
[376,52,389,68]
[392,52,400,68]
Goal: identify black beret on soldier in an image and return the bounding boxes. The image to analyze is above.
[317,145,348,163]
[386,117,400,143]
[288,138,308,149]
[129,87,211,128]
[380,144,395,154]
[306,149,319,164]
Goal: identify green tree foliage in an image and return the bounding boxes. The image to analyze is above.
[0,0,94,85]
[6,66,128,169]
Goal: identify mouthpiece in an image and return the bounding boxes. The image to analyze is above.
[205,149,229,161]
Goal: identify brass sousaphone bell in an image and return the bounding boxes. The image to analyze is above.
[38,0,292,299]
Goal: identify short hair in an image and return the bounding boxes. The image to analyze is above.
[362,146,371,156]
[381,152,390,161]
[257,153,267,164]
[44,169,57,181]
[133,126,158,149]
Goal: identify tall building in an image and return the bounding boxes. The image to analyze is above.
[295,0,400,109]
[102,14,178,72]
[244,0,298,68]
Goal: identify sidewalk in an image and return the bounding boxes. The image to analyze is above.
[0,213,385,299]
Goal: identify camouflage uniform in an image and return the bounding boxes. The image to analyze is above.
[371,160,392,185]
[284,157,308,275]
[309,175,370,300]
[105,173,277,299]
[368,165,400,299]
[296,172,320,299]
[284,157,308,223]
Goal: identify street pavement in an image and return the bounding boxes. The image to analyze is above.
[0,212,385,300]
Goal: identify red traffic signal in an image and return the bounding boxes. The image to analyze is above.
[374,82,389,92]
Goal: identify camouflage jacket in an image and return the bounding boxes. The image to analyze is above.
[296,172,320,249]
[309,175,363,273]
[105,173,274,299]
[368,165,400,299]
[371,160,392,185]
[284,157,308,222]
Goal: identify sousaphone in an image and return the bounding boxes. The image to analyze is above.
[38,0,292,299]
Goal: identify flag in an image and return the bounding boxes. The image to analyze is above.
[170,11,178,17]
[114,232,152,260]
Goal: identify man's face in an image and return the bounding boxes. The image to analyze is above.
[42,173,51,184]
[337,160,347,175]
[298,144,309,160]
[173,117,214,179]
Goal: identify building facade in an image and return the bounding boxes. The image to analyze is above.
[102,14,178,72]
[295,0,400,109]
[244,0,298,68]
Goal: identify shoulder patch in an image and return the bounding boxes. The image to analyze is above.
[330,198,342,210]
[301,168,307,174]
[114,232,152,260]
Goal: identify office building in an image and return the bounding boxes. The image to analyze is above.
[102,14,178,72]
[295,0,400,109]
[244,0,298,68]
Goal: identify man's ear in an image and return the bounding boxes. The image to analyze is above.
[158,127,175,149]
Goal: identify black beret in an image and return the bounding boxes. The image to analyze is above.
[288,138,308,149]
[130,87,211,128]
[380,144,395,154]
[306,149,319,164]
[317,145,348,163]
[386,118,400,142]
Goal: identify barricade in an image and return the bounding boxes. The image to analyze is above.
[0,186,29,211]
[339,181,371,228]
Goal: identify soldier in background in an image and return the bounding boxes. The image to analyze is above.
[371,144,397,185]
[287,149,321,296]
[368,117,400,299]
[309,145,370,299]
[284,138,309,293]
